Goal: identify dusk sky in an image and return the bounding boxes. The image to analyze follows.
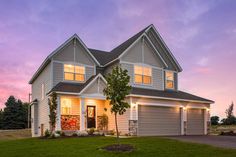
[0,0,236,118]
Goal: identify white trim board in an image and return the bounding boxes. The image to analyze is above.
[128,94,213,104]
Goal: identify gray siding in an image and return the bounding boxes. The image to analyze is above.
[187,109,204,135]
[85,66,95,81]
[121,63,163,90]
[138,105,181,136]
[52,61,95,87]
[143,40,164,68]
[121,39,142,63]
[146,29,176,71]
[53,62,63,87]
[53,39,95,66]
[121,38,163,68]
[103,61,120,76]
[31,62,51,137]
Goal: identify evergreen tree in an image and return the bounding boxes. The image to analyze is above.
[223,102,236,125]
[0,109,3,129]
[2,96,28,129]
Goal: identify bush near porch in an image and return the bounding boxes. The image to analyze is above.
[0,137,236,157]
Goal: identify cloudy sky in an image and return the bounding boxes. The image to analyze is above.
[0,0,236,118]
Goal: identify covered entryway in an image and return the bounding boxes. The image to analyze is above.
[137,105,181,136]
[186,108,204,135]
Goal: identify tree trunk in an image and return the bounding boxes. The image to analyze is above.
[114,113,119,144]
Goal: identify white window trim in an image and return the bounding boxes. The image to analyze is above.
[165,70,175,90]
[133,64,153,86]
[41,83,45,100]
[61,98,72,115]
[63,63,86,83]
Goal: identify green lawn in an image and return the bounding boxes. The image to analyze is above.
[0,136,235,157]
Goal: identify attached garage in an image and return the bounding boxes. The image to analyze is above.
[186,108,204,135]
[137,105,181,136]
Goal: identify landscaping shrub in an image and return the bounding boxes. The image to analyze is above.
[87,128,95,135]
[44,129,50,138]
[61,132,66,137]
[76,130,88,137]
[72,133,78,137]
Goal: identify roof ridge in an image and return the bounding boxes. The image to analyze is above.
[110,25,151,53]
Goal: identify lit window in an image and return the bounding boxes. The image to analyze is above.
[165,71,174,89]
[134,66,152,85]
[61,98,72,115]
[64,64,85,82]
[41,83,45,100]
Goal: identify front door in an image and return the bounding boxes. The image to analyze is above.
[87,106,96,128]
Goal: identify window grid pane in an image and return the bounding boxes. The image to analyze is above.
[143,76,151,84]
[64,64,74,73]
[64,73,74,80]
[75,74,85,81]
[135,74,142,83]
[75,66,85,74]
[134,66,143,75]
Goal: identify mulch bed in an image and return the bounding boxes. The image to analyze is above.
[102,144,134,152]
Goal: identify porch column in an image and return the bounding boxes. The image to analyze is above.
[204,108,210,135]
[180,107,187,135]
[56,96,61,131]
[80,98,85,130]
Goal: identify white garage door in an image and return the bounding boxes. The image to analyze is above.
[138,105,181,136]
[187,108,204,135]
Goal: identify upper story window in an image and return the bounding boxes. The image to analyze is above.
[165,71,174,89]
[61,98,72,115]
[134,65,152,85]
[64,64,85,82]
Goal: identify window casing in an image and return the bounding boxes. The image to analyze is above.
[41,83,45,100]
[64,64,85,82]
[165,71,174,89]
[134,65,152,85]
[61,98,72,115]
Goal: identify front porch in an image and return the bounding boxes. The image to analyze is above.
[56,95,111,131]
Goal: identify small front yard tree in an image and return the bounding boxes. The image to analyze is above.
[48,92,58,133]
[103,66,131,140]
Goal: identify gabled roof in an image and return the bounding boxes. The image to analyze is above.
[49,73,107,95]
[89,25,150,66]
[29,34,100,84]
[29,24,183,84]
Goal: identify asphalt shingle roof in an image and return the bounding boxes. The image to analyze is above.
[50,81,213,103]
[89,25,150,66]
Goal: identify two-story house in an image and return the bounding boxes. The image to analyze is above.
[29,24,214,137]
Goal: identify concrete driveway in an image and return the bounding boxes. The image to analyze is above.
[166,136,236,149]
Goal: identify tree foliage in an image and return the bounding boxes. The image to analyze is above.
[0,109,3,129]
[210,116,219,125]
[48,92,58,133]
[103,66,131,140]
[222,102,236,125]
[1,96,29,129]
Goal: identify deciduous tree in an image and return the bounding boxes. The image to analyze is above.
[103,66,131,140]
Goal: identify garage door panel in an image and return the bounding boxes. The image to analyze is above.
[138,105,181,136]
[187,109,204,135]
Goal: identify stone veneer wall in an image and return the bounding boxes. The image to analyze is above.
[61,115,80,130]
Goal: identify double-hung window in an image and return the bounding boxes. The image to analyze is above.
[61,98,72,115]
[165,71,174,89]
[134,65,152,85]
[64,64,85,82]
